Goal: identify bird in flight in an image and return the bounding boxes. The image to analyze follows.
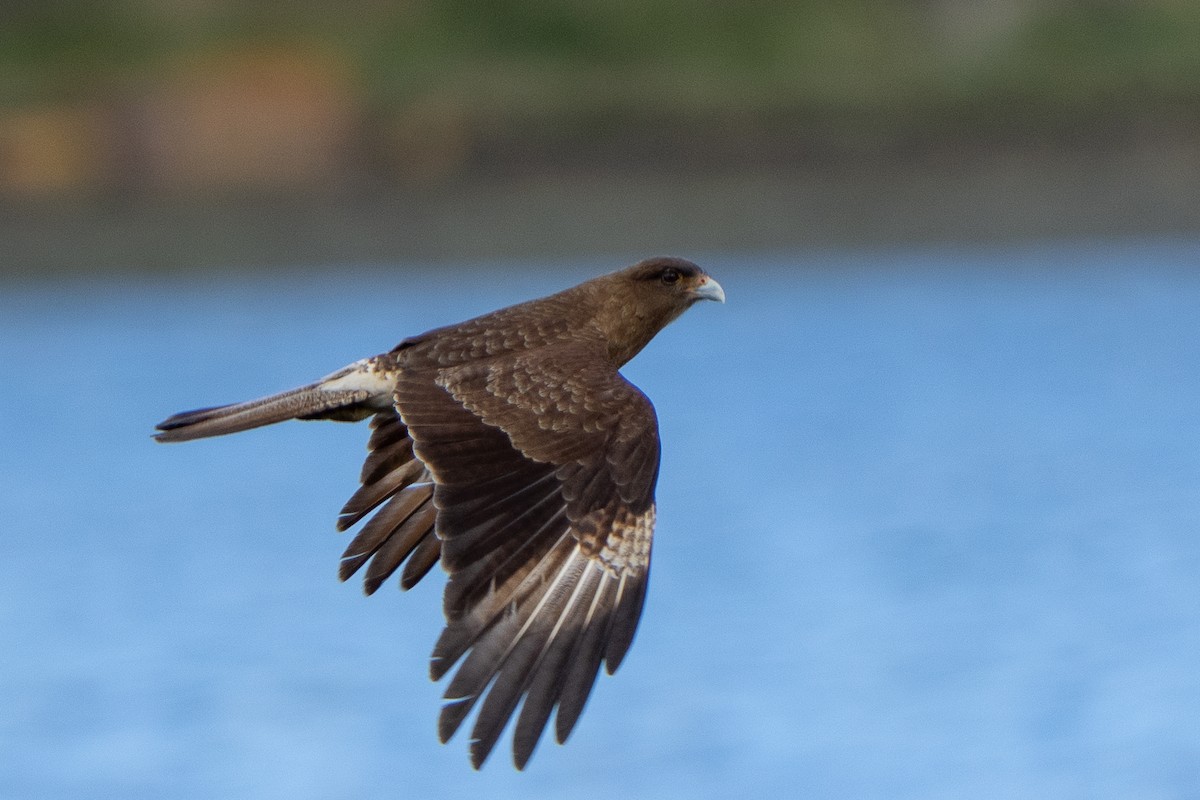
[155,256,724,769]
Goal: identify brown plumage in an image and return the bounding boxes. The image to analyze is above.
[155,256,724,769]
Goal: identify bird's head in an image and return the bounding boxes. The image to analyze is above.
[595,256,725,365]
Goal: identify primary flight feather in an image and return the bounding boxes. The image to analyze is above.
[155,256,724,769]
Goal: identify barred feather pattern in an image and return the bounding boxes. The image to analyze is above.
[393,339,660,769]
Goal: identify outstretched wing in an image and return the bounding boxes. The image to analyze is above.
[395,343,661,769]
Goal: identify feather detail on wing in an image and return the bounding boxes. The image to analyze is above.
[336,410,440,594]
[395,343,660,769]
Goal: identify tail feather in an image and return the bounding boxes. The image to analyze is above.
[154,357,396,443]
[154,387,370,442]
[154,354,441,594]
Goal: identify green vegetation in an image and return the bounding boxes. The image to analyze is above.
[3,2,1197,274]
[4,1,1199,124]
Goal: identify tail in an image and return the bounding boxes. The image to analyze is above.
[154,357,397,443]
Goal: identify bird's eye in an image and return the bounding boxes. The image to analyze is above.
[660,268,681,285]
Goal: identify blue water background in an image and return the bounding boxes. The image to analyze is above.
[2,240,1199,798]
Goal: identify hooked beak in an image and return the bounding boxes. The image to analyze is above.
[692,276,726,304]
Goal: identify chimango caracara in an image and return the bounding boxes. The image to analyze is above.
[155,257,724,769]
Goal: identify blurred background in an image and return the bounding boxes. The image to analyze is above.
[3,0,1199,275]
[3,3,1200,800]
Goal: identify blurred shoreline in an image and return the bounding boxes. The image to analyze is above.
[5,133,1198,280]
[4,2,1200,278]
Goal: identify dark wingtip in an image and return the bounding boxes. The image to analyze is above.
[360,572,385,596]
[438,696,473,744]
[429,653,452,683]
[468,739,493,770]
[399,533,440,590]
[512,739,536,771]
[336,557,361,585]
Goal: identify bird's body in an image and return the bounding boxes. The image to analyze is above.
[156,257,723,768]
